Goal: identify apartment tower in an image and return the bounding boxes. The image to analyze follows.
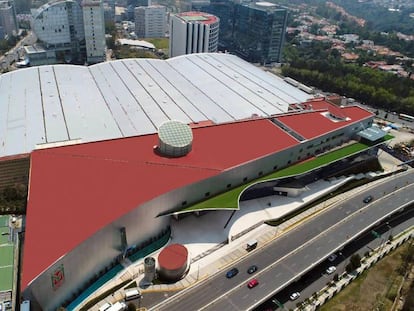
[169,11,219,58]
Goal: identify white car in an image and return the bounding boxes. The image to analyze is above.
[290,292,300,300]
[326,266,337,274]
[328,254,337,262]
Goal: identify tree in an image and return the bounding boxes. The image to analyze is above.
[350,253,362,269]
[127,302,136,311]
[3,186,18,201]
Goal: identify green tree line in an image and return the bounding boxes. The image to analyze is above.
[282,56,414,114]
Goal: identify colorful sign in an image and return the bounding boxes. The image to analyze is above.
[51,264,65,290]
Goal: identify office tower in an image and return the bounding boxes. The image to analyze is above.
[233,2,288,64]
[31,0,106,65]
[169,11,219,58]
[128,0,150,8]
[32,0,85,51]
[0,0,18,37]
[82,0,106,63]
[134,5,166,38]
[202,0,288,65]
[126,0,150,20]
[103,0,116,23]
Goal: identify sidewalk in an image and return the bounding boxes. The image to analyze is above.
[91,176,380,309]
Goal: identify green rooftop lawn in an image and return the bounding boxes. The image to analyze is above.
[179,142,375,213]
[0,245,13,266]
[0,266,13,291]
[0,215,8,226]
[0,232,10,244]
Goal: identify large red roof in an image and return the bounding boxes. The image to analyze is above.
[22,119,299,289]
[276,101,374,140]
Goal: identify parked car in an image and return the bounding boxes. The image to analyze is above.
[290,292,300,300]
[226,267,239,278]
[247,279,259,288]
[326,266,336,274]
[98,302,112,311]
[247,265,258,274]
[363,195,373,203]
[328,254,337,262]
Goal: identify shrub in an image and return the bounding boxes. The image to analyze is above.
[345,263,354,274]
[127,302,136,311]
[350,253,362,269]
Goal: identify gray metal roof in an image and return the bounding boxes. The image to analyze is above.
[357,126,387,141]
[0,53,311,158]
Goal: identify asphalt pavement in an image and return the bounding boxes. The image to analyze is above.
[89,152,408,311]
[152,171,414,311]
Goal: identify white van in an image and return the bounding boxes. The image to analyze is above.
[125,288,141,301]
[98,302,112,311]
[246,239,258,251]
[106,302,126,311]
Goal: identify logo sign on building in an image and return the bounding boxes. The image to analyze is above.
[51,264,65,290]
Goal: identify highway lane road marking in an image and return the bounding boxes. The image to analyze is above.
[172,175,414,310]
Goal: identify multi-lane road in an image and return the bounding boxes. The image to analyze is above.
[151,171,414,311]
[259,207,414,310]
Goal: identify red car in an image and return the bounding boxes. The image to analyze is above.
[247,279,259,288]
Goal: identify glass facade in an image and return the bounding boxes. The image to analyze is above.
[202,1,288,65]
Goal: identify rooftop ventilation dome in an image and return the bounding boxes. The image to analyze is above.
[158,120,193,157]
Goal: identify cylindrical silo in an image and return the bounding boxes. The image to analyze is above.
[144,257,156,282]
[157,244,189,282]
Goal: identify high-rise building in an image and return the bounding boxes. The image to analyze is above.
[134,5,166,38]
[103,0,116,23]
[233,2,287,64]
[32,0,85,46]
[0,0,18,38]
[30,0,106,65]
[82,0,106,63]
[201,0,288,65]
[169,11,219,58]
[126,0,150,21]
[31,0,85,63]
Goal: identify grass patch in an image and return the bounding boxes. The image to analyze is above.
[264,158,383,226]
[319,242,409,311]
[180,142,371,213]
[145,38,169,49]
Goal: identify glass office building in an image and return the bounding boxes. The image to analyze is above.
[202,0,288,65]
